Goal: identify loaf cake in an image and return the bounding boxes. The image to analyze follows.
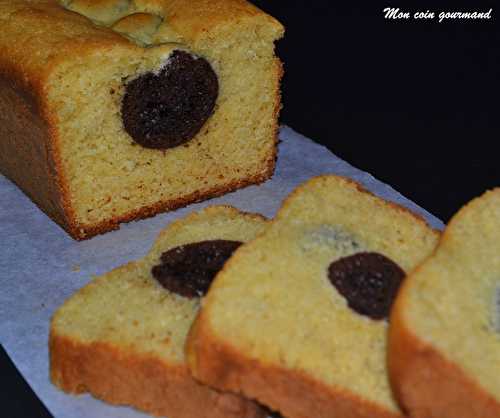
[0,0,283,239]
[186,175,440,418]
[50,205,268,418]
[389,189,500,418]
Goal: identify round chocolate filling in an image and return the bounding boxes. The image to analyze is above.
[328,252,405,320]
[151,240,243,298]
[121,50,219,149]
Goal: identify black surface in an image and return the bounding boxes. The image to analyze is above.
[1,345,52,418]
[253,0,499,223]
[3,1,499,417]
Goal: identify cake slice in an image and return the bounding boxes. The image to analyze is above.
[0,0,283,239]
[186,175,439,418]
[389,189,500,418]
[50,205,267,418]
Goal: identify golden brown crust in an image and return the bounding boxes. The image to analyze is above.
[0,0,283,240]
[50,206,269,416]
[50,331,265,418]
[388,249,500,418]
[187,311,402,418]
[0,72,69,228]
[66,49,283,240]
[163,0,284,42]
[1,72,277,241]
[387,189,500,418]
[185,174,439,418]
[67,161,274,240]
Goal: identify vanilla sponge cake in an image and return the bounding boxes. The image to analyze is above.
[50,206,267,418]
[389,189,500,418]
[186,176,440,418]
[0,0,283,239]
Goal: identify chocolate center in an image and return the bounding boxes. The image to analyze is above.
[328,252,405,320]
[151,240,242,298]
[121,50,218,149]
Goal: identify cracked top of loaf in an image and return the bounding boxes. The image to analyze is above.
[0,0,283,93]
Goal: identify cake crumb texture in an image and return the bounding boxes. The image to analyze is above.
[50,205,267,418]
[389,189,500,418]
[186,175,439,418]
[0,0,284,239]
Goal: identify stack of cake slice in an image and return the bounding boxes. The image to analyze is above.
[186,176,439,418]
[51,175,447,418]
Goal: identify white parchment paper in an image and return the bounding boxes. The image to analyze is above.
[0,126,443,418]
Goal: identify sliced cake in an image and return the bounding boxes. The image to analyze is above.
[389,189,500,418]
[0,0,283,239]
[186,175,440,418]
[50,205,267,418]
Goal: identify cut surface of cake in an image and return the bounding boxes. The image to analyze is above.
[50,205,268,418]
[186,175,440,418]
[0,0,283,239]
[389,189,500,418]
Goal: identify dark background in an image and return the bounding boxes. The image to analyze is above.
[2,1,499,416]
[256,0,499,223]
